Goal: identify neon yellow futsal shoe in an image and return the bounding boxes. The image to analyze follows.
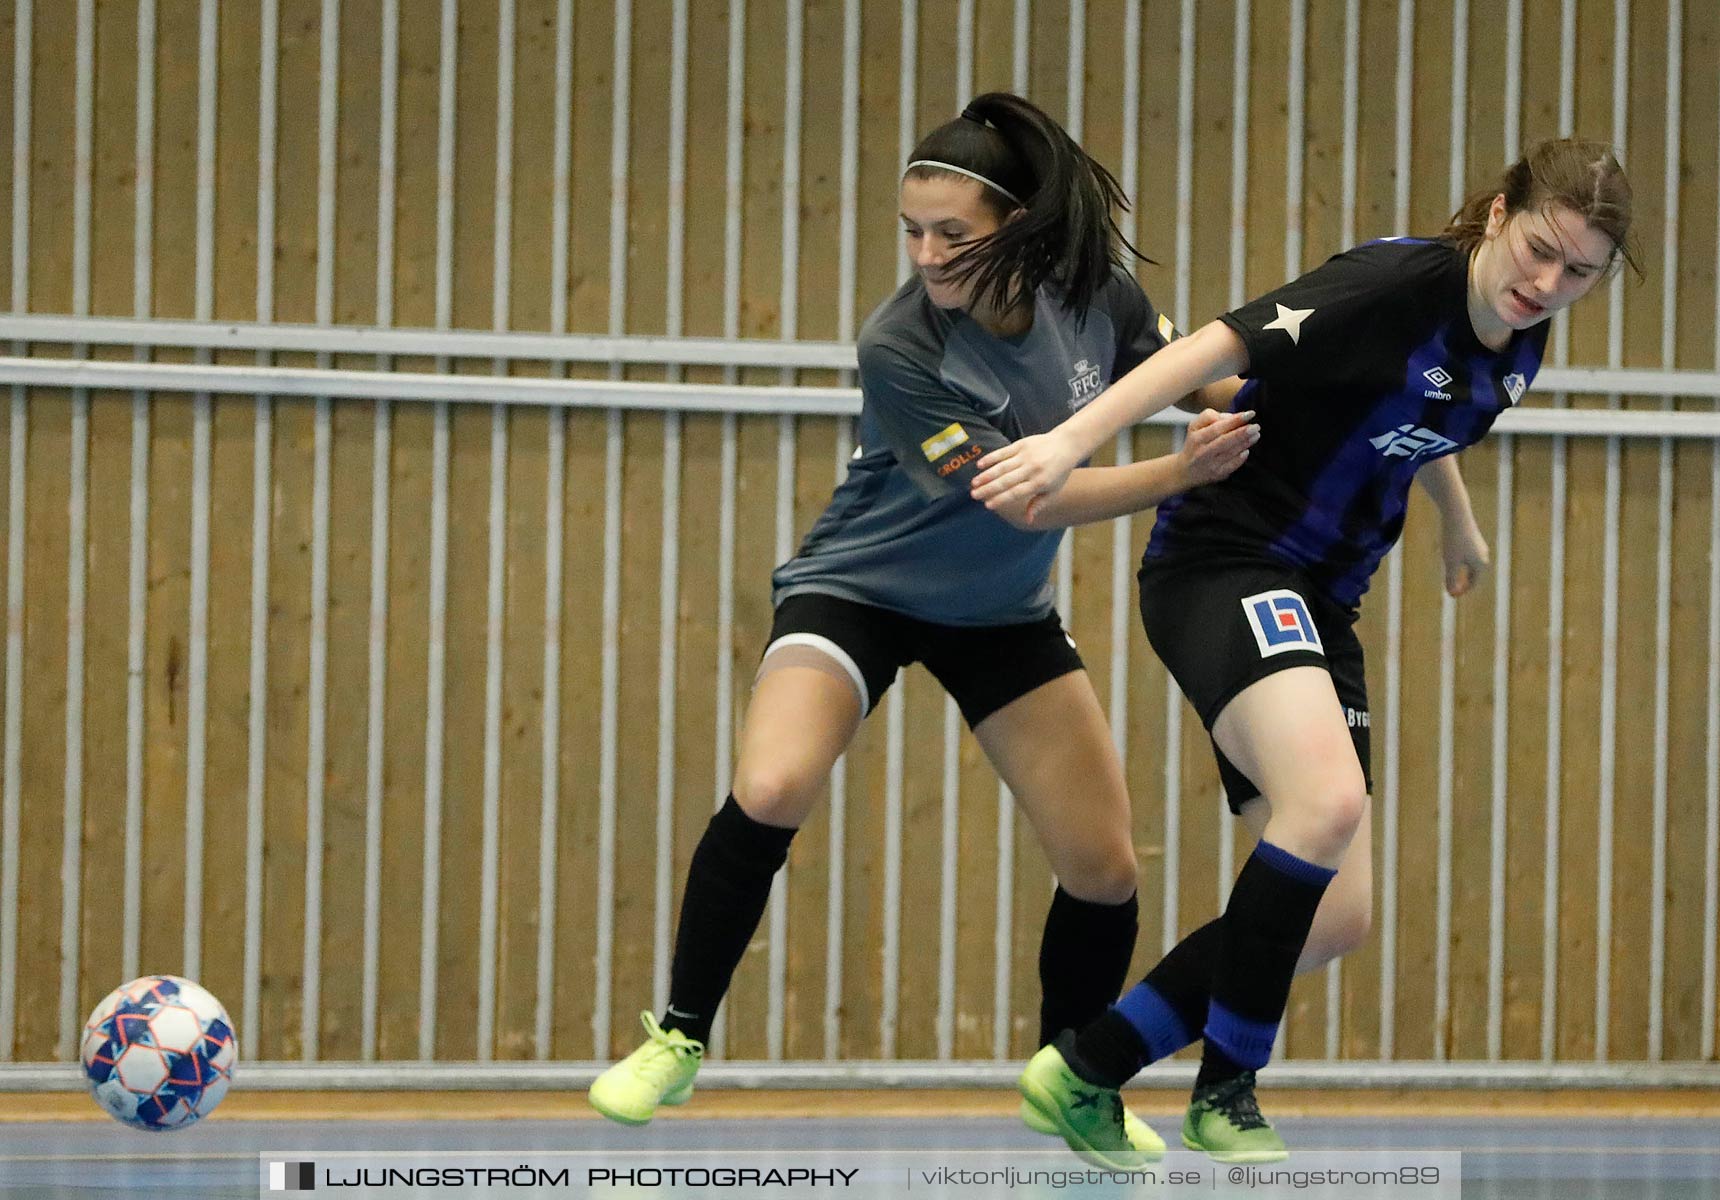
[587,1012,704,1127]
[1020,1094,1166,1157]
[1017,1038,1153,1170]
[1180,1071,1288,1163]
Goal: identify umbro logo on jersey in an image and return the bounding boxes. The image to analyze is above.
[1370,424,1460,461]
[1067,358,1103,408]
[1241,589,1324,658]
[1502,372,1527,404]
[1262,303,1315,344]
[1422,366,1453,401]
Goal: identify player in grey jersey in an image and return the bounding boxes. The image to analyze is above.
[590,91,1255,1146]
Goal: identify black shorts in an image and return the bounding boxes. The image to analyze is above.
[766,591,1085,728]
[1138,553,1372,812]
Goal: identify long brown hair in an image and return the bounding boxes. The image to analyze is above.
[1441,138,1639,277]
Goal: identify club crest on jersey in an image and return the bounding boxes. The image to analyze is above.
[1370,423,1460,461]
[1059,357,1100,409]
[1502,372,1527,405]
[1241,589,1324,658]
[1422,366,1453,401]
[1067,359,1103,409]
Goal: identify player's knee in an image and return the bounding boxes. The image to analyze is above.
[1300,774,1367,858]
[732,763,821,829]
[1054,840,1139,905]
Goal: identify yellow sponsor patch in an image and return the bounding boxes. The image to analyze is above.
[1157,312,1177,342]
[920,422,970,462]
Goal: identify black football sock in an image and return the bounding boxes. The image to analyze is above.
[1036,886,1139,1047]
[659,794,796,1047]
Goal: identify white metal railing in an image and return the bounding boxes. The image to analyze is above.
[5,316,1720,400]
[0,354,1718,435]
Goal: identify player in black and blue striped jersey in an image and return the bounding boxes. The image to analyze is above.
[589,92,1256,1141]
[978,139,1636,1166]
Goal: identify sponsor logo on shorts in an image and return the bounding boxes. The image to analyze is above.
[921,422,969,462]
[1241,589,1325,658]
[935,443,985,477]
[1345,706,1370,729]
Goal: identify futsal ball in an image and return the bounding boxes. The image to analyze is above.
[79,975,238,1131]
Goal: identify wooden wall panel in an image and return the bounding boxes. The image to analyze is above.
[491,407,549,1062]
[199,398,258,1040]
[548,399,606,1061]
[314,400,376,1060]
[79,393,133,1033]
[15,392,69,1062]
[1,0,1717,1071]
[0,3,13,307]
[433,404,497,1060]
[374,400,429,1060]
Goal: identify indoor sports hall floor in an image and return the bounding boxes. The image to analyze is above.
[2,1092,1717,1197]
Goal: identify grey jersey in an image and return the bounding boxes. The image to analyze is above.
[772,266,1174,626]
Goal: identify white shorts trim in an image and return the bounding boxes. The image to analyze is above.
[760,632,870,712]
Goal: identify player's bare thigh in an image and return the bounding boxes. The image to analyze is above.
[1211,665,1368,869]
[731,644,865,829]
[972,669,1137,904]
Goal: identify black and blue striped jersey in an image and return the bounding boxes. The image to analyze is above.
[773,266,1173,626]
[1145,237,1547,609]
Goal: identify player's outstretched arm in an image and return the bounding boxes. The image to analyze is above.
[1417,453,1490,597]
[988,408,1259,531]
[969,321,1250,517]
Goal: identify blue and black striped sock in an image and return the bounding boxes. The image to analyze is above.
[1195,840,1334,1093]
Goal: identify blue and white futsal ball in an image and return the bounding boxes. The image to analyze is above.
[79,975,238,1131]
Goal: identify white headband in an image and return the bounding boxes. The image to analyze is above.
[904,160,1024,207]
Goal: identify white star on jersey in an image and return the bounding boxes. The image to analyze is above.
[1262,303,1315,344]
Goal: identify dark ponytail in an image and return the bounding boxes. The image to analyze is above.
[903,91,1147,319]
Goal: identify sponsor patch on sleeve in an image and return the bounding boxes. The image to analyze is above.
[920,422,969,462]
[1240,589,1325,657]
[1157,312,1176,342]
